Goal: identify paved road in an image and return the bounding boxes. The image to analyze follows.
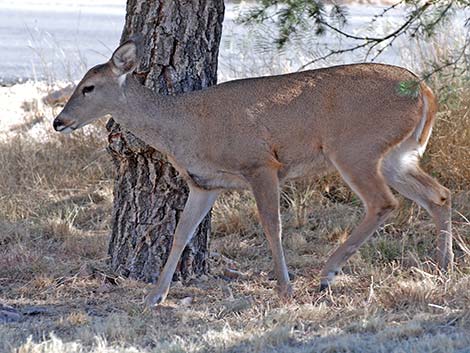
[0,0,124,84]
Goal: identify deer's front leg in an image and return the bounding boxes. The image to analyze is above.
[145,187,219,307]
[247,167,292,299]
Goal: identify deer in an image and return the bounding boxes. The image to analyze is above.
[53,38,453,307]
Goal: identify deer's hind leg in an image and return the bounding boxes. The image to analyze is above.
[320,155,398,290]
[383,146,453,270]
[246,167,292,299]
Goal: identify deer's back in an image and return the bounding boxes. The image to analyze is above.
[179,63,425,186]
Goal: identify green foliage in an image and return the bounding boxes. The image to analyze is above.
[396,80,420,98]
[414,1,455,38]
[241,0,470,76]
[241,0,348,48]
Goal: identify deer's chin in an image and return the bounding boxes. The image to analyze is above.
[58,125,76,134]
[56,121,80,134]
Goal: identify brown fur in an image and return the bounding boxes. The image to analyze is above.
[53,40,453,306]
[419,83,438,145]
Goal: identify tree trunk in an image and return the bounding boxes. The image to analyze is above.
[106,0,224,283]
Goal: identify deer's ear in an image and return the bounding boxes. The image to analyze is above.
[110,40,140,76]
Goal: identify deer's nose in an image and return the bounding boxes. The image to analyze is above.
[53,115,77,133]
[53,118,62,131]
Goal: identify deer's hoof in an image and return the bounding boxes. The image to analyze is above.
[319,282,329,292]
[278,283,294,300]
[144,293,166,308]
[437,251,454,273]
[319,270,339,292]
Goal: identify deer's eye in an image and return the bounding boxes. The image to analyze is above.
[82,85,95,95]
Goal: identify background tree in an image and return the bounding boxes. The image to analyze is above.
[243,0,469,78]
[106,0,224,283]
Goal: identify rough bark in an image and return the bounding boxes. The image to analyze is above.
[106,0,224,283]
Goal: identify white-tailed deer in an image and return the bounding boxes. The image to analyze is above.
[54,38,453,307]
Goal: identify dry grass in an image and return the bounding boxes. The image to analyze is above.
[0,79,469,352]
[424,86,470,191]
[0,109,113,285]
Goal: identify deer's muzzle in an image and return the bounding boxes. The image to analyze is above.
[53,115,78,133]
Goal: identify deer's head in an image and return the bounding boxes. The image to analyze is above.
[53,38,141,133]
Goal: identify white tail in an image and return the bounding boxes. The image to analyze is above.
[54,39,453,306]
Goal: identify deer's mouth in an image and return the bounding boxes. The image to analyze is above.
[58,122,78,133]
[53,117,80,134]
[60,125,78,133]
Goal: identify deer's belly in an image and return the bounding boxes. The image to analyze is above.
[279,152,334,181]
[168,154,249,191]
[169,151,333,191]
[187,170,249,190]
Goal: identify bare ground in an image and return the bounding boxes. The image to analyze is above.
[0,81,469,353]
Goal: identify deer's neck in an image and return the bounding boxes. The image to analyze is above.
[110,77,190,156]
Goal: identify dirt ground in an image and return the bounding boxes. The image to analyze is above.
[0,82,469,353]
